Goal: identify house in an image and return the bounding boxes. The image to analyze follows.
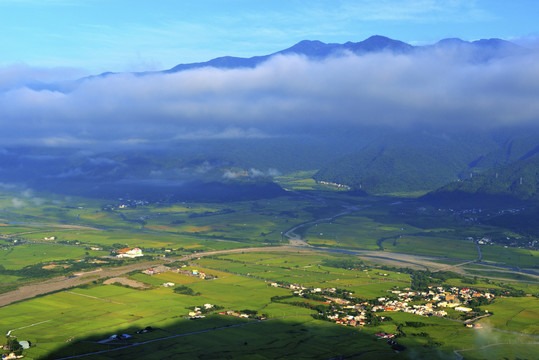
[455,306,473,312]
[116,247,143,258]
[2,353,24,360]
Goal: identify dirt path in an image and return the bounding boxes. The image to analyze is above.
[0,260,163,308]
[1,242,536,308]
[0,246,302,308]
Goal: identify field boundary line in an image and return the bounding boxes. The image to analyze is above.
[65,291,124,305]
[453,341,539,360]
[54,315,313,360]
[54,319,265,359]
[6,319,52,336]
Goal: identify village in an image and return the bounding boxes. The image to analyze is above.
[142,264,218,280]
[268,281,495,331]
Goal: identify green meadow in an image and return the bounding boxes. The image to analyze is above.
[0,187,537,359]
[480,297,539,334]
[1,253,536,360]
[0,243,106,270]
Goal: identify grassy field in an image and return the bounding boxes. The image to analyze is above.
[480,245,538,268]
[1,253,536,360]
[274,170,347,191]
[0,243,106,270]
[0,187,537,359]
[480,297,539,335]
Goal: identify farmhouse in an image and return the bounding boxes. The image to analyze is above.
[116,247,143,258]
[143,265,170,275]
[2,353,24,360]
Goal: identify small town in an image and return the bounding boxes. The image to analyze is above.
[269,281,495,330]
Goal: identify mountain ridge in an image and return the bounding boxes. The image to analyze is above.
[26,35,524,93]
[163,35,522,73]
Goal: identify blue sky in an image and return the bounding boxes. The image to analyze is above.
[0,0,538,73]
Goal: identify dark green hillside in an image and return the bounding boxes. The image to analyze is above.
[467,131,539,171]
[426,155,539,202]
[313,131,499,194]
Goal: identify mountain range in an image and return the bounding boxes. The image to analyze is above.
[27,35,525,92]
[5,35,539,203]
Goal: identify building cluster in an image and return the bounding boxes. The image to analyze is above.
[218,310,263,319]
[142,265,218,280]
[1,353,24,360]
[269,281,495,329]
[374,286,494,315]
[186,304,215,319]
[116,247,143,258]
[176,268,216,280]
[317,181,351,190]
[142,265,170,275]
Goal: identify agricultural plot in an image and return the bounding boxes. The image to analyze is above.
[0,225,44,235]
[455,343,539,360]
[0,243,106,270]
[0,247,537,359]
[153,271,207,285]
[303,211,480,262]
[104,197,317,245]
[305,215,400,249]
[0,274,20,284]
[42,316,400,360]
[378,312,538,360]
[480,245,538,268]
[480,297,539,334]
[0,188,537,359]
[442,276,539,293]
[384,235,478,260]
[0,270,323,359]
[195,252,411,298]
[275,170,345,191]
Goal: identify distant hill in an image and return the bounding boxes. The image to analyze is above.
[425,155,539,202]
[466,132,539,171]
[313,127,539,195]
[313,131,500,194]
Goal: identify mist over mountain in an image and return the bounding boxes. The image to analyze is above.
[0,35,537,200]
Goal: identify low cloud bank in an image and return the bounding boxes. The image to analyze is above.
[0,47,538,147]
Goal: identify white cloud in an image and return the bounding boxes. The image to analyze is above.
[0,46,538,147]
[11,198,26,208]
